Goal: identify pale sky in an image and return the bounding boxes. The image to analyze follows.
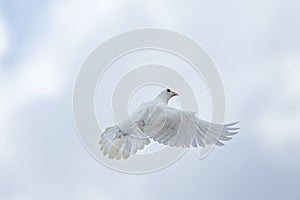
[1,0,300,199]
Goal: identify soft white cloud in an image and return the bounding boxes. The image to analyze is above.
[143,0,179,27]
[1,0,300,199]
[0,7,11,160]
[0,6,9,59]
[0,0,121,161]
[48,0,120,48]
[0,53,62,161]
[256,53,300,150]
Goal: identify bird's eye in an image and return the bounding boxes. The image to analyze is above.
[167,89,171,92]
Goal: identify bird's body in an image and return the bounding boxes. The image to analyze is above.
[99,89,239,159]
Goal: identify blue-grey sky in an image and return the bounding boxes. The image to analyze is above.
[0,0,300,199]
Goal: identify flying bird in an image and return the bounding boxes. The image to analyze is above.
[99,89,239,159]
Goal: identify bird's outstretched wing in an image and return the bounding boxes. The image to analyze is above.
[148,107,239,147]
[99,119,150,160]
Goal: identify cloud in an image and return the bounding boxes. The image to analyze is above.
[0,0,121,161]
[0,5,10,60]
[256,52,300,151]
[48,0,120,47]
[0,53,63,161]
[0,6,11,160]
[1,0,300,199]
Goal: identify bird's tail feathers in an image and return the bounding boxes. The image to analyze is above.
[99,126,150,160]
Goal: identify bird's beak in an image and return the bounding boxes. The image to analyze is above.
[173,92,179,96]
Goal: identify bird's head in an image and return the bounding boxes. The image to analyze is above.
[155,88,179,104]
[165,88,179,97]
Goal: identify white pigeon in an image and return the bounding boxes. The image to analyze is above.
[99,88,239,160]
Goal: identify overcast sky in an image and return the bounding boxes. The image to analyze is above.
[1,0,300,199]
